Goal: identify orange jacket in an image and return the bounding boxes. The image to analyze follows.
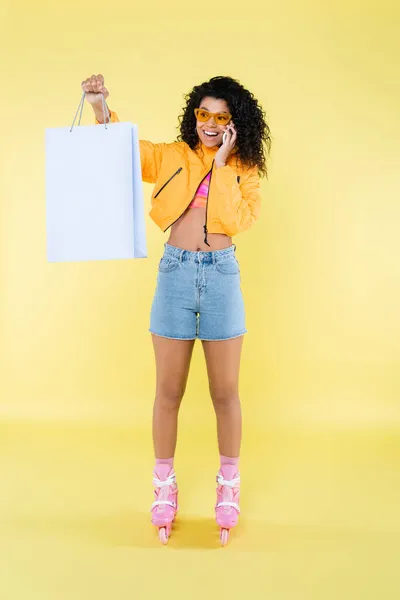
[96,110,262,238]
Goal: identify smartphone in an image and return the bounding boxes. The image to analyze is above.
[222,131,228,144]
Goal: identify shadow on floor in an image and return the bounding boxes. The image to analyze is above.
[2,507,391,552]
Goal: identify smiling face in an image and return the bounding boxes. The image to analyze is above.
[195,96,231,147]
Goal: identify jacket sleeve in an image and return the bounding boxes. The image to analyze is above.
[212,164,262,235]
[95,109,120,124]
[138,140,166,184]
[95,109,165,183]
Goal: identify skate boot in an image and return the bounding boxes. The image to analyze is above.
[215,464,241,546]
[151,464,178,545]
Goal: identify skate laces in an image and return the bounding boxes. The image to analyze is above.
[151,472,177,511]
[216,472,241,513]
[152,474,176,488]
[216,474,241,488]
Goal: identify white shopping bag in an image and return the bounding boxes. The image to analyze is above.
[46,93,147,262]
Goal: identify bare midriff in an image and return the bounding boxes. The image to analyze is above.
[167,170,232,252]
[167,206,232,252]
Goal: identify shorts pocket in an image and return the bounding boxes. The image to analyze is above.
[158,256,179,273]
[215,257,240,275]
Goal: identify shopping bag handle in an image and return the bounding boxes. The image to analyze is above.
[69,92,109,132]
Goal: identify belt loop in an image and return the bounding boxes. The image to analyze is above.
[213,251,216,265]
[179,249,184,263]
[233,243,236,253]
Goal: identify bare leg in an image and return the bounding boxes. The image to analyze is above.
[202,336,244,457]
[151,335,195,459]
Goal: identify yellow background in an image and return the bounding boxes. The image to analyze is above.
[1,0,399,598]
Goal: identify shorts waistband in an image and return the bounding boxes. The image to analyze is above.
[164,243,236,264]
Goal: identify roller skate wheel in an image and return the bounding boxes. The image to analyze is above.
[158,527,168,545]
[220,528,229,546]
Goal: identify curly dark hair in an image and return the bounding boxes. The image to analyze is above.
[177,75,271,178]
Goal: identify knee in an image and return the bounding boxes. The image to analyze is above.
[156,384,186,412]
[210,386,240,412]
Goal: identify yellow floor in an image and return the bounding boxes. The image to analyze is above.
[1,421,399,600]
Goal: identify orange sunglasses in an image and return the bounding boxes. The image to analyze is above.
[194,108,232,126]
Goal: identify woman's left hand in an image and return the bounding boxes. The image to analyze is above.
[215,122,237,168]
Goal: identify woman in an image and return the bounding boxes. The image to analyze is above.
[82,73,271,545]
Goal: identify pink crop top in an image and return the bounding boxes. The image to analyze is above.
[189,172,211,209]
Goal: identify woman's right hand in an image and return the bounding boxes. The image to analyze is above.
[81,74,109,108]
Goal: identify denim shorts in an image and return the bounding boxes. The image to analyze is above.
[150,243,247,341]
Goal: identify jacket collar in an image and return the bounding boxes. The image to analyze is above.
[195,141,239,159]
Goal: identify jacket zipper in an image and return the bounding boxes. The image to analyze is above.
[203,159,215,247]
[153,167,182,199]
[163,164,214,236]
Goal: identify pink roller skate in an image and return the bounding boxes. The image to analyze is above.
[151,464,178,545]
[215,465,241,546]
